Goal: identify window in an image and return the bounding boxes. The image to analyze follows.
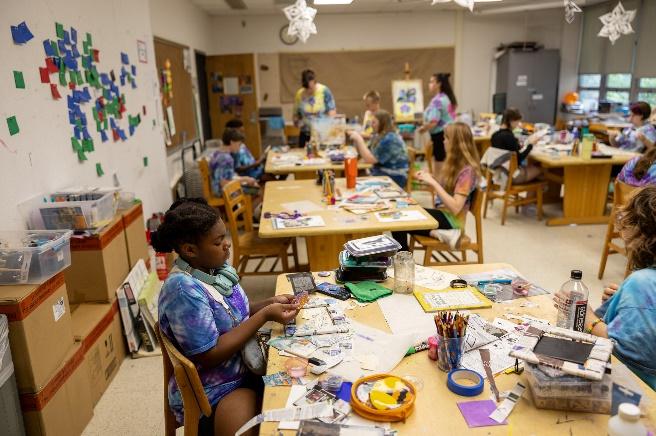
[603,73,632,105]
[579,74,601,88]
[606,74,631,88]
[638,77,656,106]
[578,74,601,110]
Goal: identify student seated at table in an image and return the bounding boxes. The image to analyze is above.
[361,90,381,140]
[154,198,299,436]
[222,128,269,182]
[575,186,656,390]
[349,110,409,188]
[488,108,541,184]
[608,101,656,153]
[208,132,259,197]
[618,148,656,187]
[391,122,481,251]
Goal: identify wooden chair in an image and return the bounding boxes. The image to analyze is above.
[222,180,298,275]
[598,180,640,279]
[198,158,225,209]
[410,188,484,266]
[154,323,212,436]
[407,147,436,204]
[483,153,546,225]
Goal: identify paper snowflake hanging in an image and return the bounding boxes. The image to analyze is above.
[564,0,582,24]
[431,0,475,12]
[283,0,317,44]
[598,1,636,45]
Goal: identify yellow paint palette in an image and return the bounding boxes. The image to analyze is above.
[351,374,417,422]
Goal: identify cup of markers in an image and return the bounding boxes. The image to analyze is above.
[434,311,468,372]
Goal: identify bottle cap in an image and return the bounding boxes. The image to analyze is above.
[570,270,583,280]
[618,403,641,422]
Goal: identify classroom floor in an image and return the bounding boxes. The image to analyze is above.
[81,195,629,436]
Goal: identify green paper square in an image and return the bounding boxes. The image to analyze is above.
[77,149,87,161]
[96,163,104,177]
[55,23,64,39]
[85,32,92,46]
[6,116,19,136]
[143,156,149,167]
[76,71,84,84]
[71,137,81,152]
[83,138,94,152]
[13,71,25,89]
[69,70,77,85]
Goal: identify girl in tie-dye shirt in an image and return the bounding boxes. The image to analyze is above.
[154,199,299,435]
[419,73,457,170]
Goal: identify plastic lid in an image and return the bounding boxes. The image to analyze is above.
[618,403,641,422]
[570,270,583,280]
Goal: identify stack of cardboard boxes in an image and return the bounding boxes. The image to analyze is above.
[0,202,150,435]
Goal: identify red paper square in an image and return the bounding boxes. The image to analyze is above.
[39,67,50,83]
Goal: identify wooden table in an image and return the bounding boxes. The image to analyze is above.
[474,135,492,158]
[265,149,372,180]
[529,148,636,226]
[258,177,437,270]
[260,263,656,435]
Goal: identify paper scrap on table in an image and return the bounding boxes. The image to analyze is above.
[458,400,507,428]
[11,21,34,44]
[6,116,19,136]
[460,333,519,378]
[236,402,333,436]
[489,382,525,423]
[374,210,426,222]
[262,371,305,387]
[278,385,310,431]
[280,201,323,214]
[387,264,459,291]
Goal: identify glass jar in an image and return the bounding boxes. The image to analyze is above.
[393,251,415,294]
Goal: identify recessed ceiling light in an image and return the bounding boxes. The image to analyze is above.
[313,0,354,5]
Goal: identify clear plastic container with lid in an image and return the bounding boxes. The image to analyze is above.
[0,230,72,284]
[608,403,647,436]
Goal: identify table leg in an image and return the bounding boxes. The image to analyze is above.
[546,164,612,226]
[305,233,376,271]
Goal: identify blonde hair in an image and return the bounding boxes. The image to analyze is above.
[369,110,396,150]
[363,90,381,103]
[441,122,481,193]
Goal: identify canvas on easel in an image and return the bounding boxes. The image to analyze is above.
[392,79,424,123]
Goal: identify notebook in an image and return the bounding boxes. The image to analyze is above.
[413,286,493,312]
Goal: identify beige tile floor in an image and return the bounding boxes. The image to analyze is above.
[81,195,629,436]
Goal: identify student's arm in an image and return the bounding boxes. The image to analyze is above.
[349,131,377,164]
[518,143,533,163]
[249,294,294,315]
[415,171,468,215]
[325,87,337,117]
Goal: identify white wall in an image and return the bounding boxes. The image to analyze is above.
[149,0,214,187]
[209,9,574,117]
[1,0,171,229]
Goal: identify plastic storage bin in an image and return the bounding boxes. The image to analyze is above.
[0,315,26,436]
[525,363,612,414]
[19,189,117,231]
[0,230,72,284]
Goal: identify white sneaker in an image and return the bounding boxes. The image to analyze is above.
[429,229,461,249]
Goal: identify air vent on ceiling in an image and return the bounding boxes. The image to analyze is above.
[225,0,247,9]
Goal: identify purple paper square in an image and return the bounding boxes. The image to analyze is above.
[457,400,508,428]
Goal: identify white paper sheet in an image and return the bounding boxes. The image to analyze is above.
[278,385,311,431]
[280,201,323,213]
[377,293,435,342]
[374,210,426,222]
[224,77,239,95]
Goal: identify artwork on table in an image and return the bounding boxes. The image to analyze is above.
[392,80,424,123]
[310,116,347,146]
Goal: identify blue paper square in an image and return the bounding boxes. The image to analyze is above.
[100,130,108,142]
[120,52,129,65]
[43,39,55,56]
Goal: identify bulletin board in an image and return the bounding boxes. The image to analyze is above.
[153,37,197,149]
[279,47,454,119]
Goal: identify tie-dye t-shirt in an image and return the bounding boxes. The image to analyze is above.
[370,131,409,188]
[208,150,235,196]
[595,268,656,389]
[158,272,250,424]
[232,143,263,180]
[614,124,656,153]
[424,92,456,135]
[434,165,479,229]
[618,156,656,187]
[294,83,336,133]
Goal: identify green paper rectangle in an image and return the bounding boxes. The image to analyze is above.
[96,121,102,132]
[13,71,25,89]
[51,41,59,57]
[85,32,92,46]
[71,137,81,152]
[83,138,94,152]
[76,71,84,84]
[56,23,64,39]
[6,116,19,136]
[96,163,104,177]
[77,149,87,161]
[103,119,108,130]
[59,70,66,86]
[69,70,77,85]
[143,156,149,167]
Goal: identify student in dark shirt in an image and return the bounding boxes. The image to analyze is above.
[491,108,541,183]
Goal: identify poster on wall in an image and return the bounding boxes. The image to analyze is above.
[137,40,147,63]
[224,77,239,95]
[239,75,253,94]
[392,79,424,123]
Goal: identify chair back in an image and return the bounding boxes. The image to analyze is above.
[470,188,484,246]
[198,158,224,206]
[614,179,640,208]
[154,323,178,436]
[155,323,212,435]
[222,180,254,237]
[407,147,417,191]
[505,152,519,191]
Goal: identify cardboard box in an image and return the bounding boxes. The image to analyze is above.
[121,203,150,269]
[71,302,127,406]
[20,344,93,436]
[65,214,130,304]
[0,272,75,393]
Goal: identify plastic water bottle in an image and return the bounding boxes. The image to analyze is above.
[608,403,647,436]
[556,270,589,331]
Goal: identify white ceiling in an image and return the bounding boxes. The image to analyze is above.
[191,0,608,16]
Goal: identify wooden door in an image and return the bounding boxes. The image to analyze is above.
[153,37,197,148]
[206,54,262,157]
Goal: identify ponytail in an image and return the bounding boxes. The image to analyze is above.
[634,148,656,181]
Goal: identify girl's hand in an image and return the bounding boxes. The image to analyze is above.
[602,283,619,302]
[418,125,427,133]
[348,130,363,142]
[244,177,259,187]
[415,170,435,185]
[265,303,299,324]
[272,294,295,305]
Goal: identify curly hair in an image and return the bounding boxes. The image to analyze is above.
[619,185,656,270]
[151,198,221,254]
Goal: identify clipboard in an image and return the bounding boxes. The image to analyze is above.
[413,286,493,312]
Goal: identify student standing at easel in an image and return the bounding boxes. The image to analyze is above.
[418,73,457,179]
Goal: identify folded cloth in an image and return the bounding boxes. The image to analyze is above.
[345,281,392,303]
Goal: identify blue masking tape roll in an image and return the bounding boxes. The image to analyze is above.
[447,369,484,397]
